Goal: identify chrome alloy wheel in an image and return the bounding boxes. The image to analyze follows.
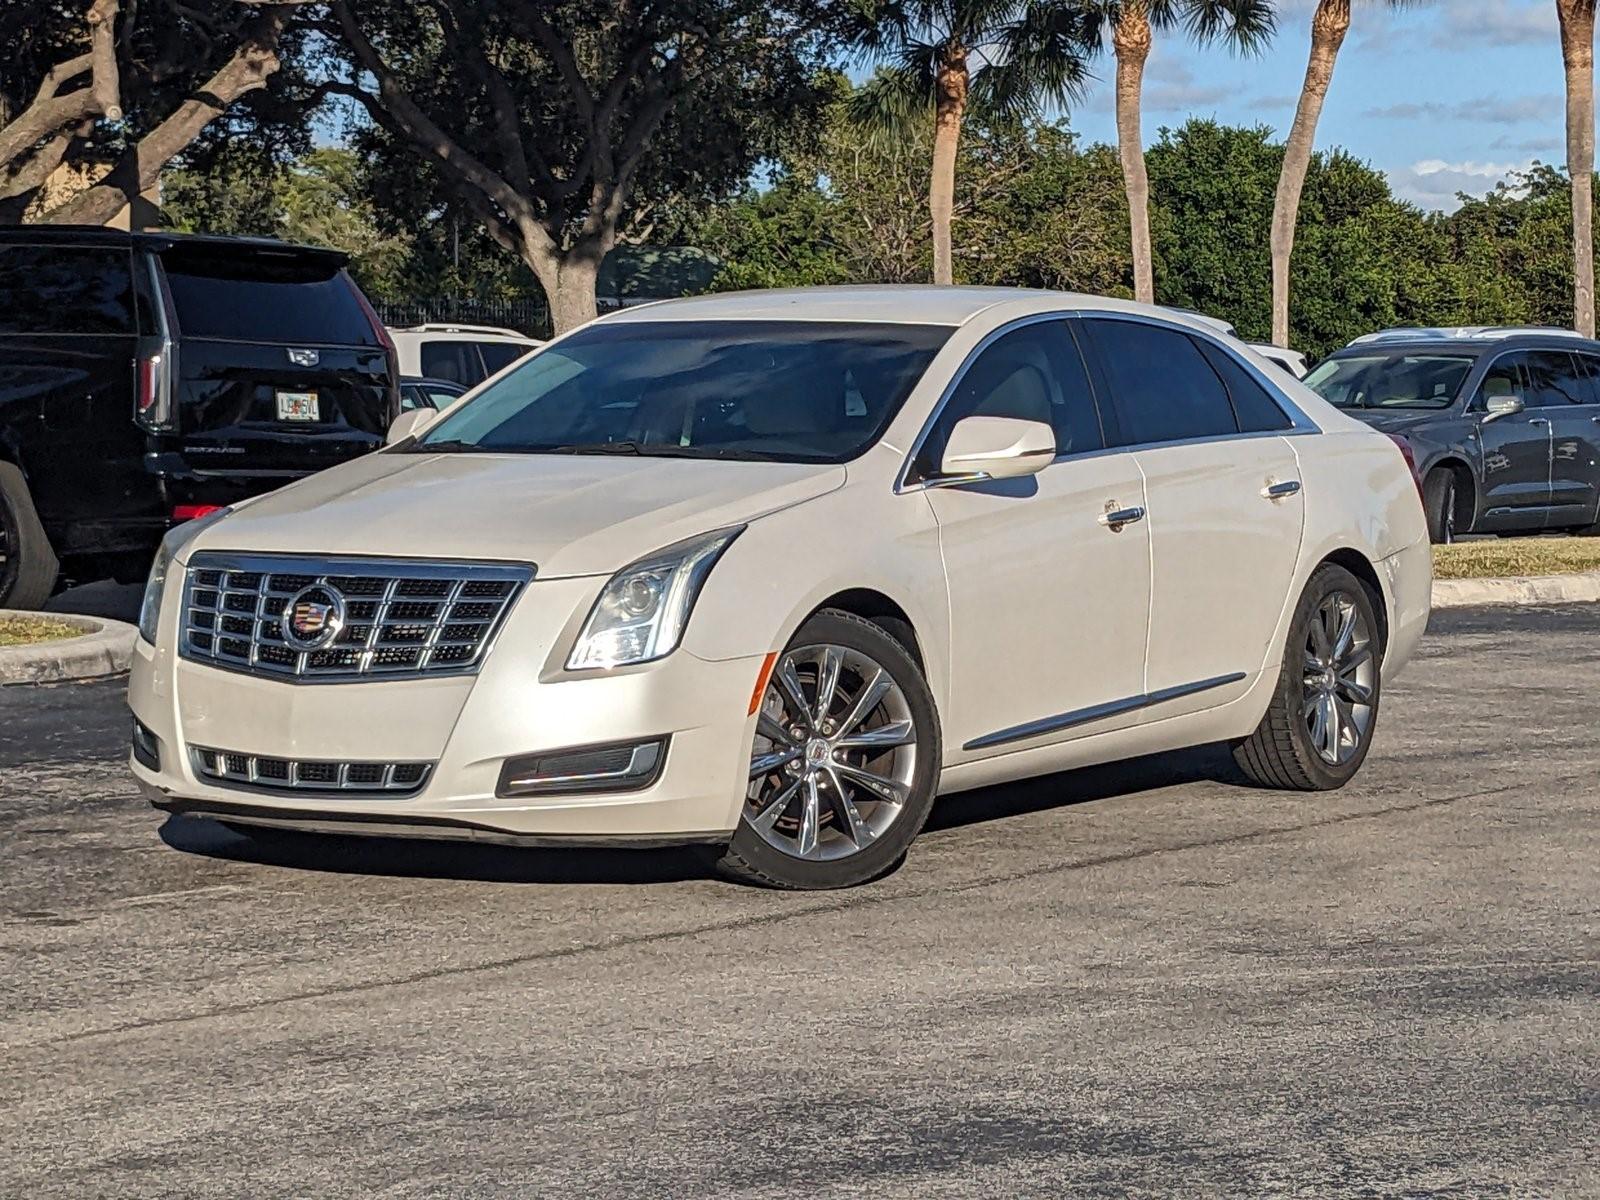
[1302,590,1377,766]
[745,644,919,862]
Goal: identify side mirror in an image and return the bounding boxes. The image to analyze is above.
[386,407,439,446]
[934,416,1056,485]
[1482,395,1525,423]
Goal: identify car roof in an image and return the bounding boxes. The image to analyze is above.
[1329,332,1600,359]
[0,224,348,264]
[600,285,1235,330]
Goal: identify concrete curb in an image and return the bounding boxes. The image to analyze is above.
[1433,569,1600,610]
[0,614,138,685]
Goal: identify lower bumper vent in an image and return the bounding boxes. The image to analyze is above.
[192,747,432,795]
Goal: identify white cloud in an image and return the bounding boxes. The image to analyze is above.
[1424,0,1556,48]
[1363,94,1561,126]
[1388,158,1533,212]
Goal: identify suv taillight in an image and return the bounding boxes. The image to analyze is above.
[1387,433,1423,497]
[346,273,401,420]
[135,344,175,432]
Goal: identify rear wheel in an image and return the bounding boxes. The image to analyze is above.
[0,462,59,610]
[711,610,940,890]
[1233,564,1382,792]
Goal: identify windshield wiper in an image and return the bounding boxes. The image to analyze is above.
[411,439,490,454]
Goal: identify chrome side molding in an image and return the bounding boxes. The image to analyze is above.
[963,672,1248,752]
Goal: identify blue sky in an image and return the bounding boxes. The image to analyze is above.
[1065,0,1570,212]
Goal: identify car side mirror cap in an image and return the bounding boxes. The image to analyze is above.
[1483,395,1525,423]
[935,416,1056,484]
[386,407,439,446]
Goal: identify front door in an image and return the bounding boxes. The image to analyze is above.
[918,319,1150,761]
[1548,349,1600,530]
[1472,352,1554,530]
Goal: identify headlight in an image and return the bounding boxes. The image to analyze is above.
[137,507,232,645]
[567,526,743,670]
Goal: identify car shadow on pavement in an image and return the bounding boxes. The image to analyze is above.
[926,742,1248,833]
[158,816,711,886]
[158,743,1249,885]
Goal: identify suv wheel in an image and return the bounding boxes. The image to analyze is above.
[1422,467,1465,544]
[1233,564,1383,792]
[711,610,941,890]
[0,463,59,610]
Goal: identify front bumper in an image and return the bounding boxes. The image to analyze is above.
[130,572,765,842]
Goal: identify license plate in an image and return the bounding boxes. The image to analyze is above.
[276,391,320,422]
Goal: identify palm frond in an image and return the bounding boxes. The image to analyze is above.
[972,1,1098,122]
[1180,0,1276,53]
[846,61,937,143]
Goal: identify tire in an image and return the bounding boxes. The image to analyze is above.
[0,461,59,610]
[1422,467,1464,545]
[710,609,941,890]
[1232,564,1383,792]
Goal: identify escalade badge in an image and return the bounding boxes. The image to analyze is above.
[282,585,346,651]
[287,347,320,367]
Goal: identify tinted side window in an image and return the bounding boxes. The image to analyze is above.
[477,342,528,375]
[918,321,1103,477]
[1196,339,1293,432]
[161,250,376,345]
[420,342,484,386]
[1474,354,1527,410]
[1575,353,1600,403]
[0,245,135,336]
[1087,319,1238,445]
[1522,350,1587,407]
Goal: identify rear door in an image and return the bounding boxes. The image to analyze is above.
[1082,317,1305,719]
[1549,350,1600,529]
[155,243,394,501]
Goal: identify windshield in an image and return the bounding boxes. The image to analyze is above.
[411,320,952,463]
[1304,352,1475,410]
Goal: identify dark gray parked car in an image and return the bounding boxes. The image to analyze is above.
[1304,327,1600,543]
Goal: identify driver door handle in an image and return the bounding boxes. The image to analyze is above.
[1528,417,1550,427]
[1262,480,1303,500]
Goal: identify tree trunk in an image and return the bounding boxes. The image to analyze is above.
[1559,0,1597,337]
[1113,6,1154,304]
[1270,1,1350,348]
[537,248,602,335]
[929,45,968,286]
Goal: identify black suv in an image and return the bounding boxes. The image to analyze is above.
[1304,327,1600,542]
[0,228,398,607]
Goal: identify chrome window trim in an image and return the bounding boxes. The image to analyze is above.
[179,551,534,684]
[895,309,1320,495]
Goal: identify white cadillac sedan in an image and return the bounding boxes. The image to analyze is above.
[129,288,1432,890]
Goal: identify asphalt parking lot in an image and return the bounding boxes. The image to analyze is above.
[2,605,1597,1198]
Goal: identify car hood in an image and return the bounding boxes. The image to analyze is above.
[1342,408,1445,435]
[186,451,847,578]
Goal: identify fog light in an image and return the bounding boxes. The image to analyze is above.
[496,737,668,798]
[131,718,162,770]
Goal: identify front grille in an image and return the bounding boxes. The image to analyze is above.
[180,553,532,681]
[192,746,434,794]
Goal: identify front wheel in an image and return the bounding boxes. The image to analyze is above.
[711,610,941,890]
[1233,564,1382,791]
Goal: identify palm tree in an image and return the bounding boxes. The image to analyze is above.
[1559,0,1596,338]
[1269,2,1405,348]
[852,0,1099,285]
[1079,1,1274,304]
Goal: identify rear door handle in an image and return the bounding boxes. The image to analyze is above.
[1529,417,1550,427]
[1262,480,1302,500]
[1099,505,1146,530]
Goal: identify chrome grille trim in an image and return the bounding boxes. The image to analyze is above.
[192,746,434,795]
[180,552,533,682]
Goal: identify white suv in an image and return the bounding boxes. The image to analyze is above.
[387,323,541,388]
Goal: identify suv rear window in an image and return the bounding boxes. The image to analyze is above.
[0,244,135,336]
[161,248,376,345]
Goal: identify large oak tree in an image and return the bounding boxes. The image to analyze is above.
[322,0,850,332]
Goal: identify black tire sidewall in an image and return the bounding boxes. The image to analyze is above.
[0,462,59,610]
[721,610,942,889]
[1423,469,1456,545]
[1280,564,1384,790]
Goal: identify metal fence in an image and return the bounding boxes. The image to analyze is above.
[376,298,554,339]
